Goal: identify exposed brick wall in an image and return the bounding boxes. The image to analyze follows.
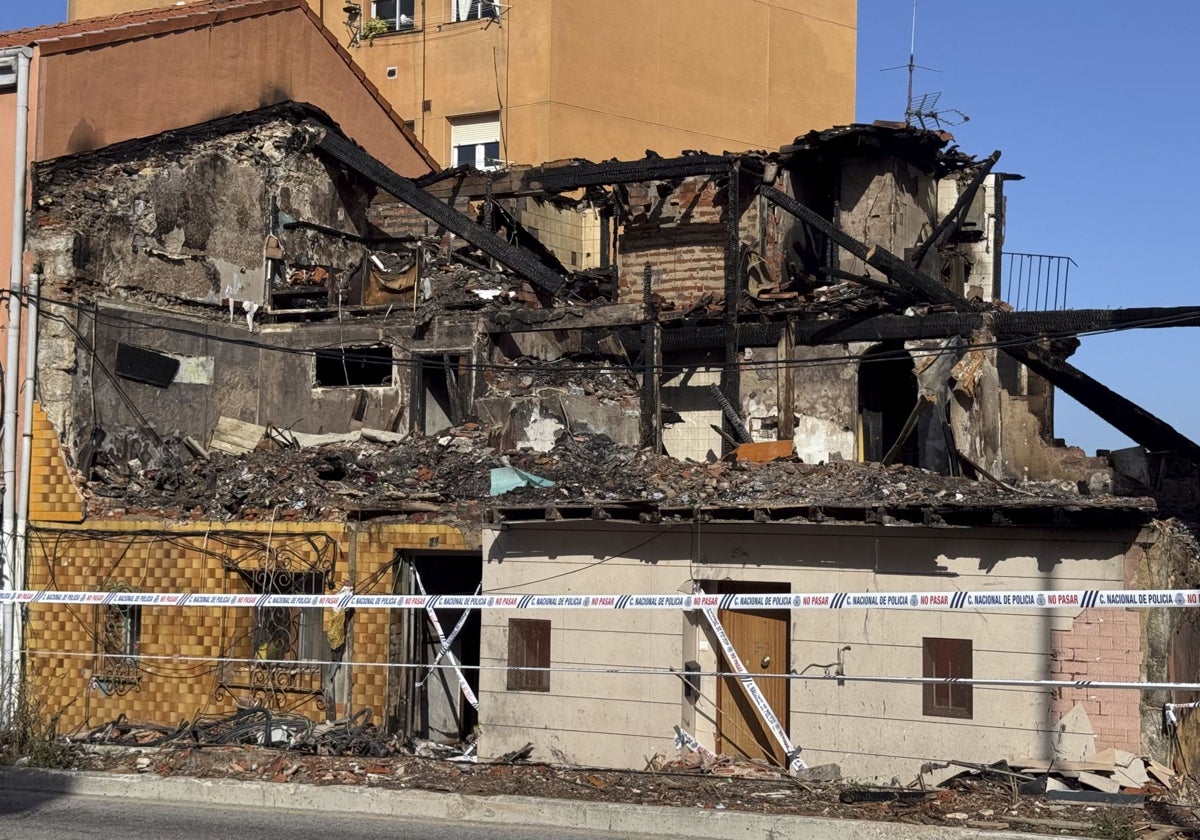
[617,176,756,307]
[1050,607,1143,752]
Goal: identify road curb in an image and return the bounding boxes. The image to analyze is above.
[0,767,1077,840]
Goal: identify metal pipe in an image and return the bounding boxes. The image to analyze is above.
[13,274,38,692]
[2,46,32,725]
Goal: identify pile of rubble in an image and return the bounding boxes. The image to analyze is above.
[61,738,1200,838]
[82,423,1154,523]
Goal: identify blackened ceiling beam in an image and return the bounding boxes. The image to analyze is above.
[529,154,729,192]
[766,188,1200,460]
[301,122,566,296]
[794,307,1200,345]
[419,154,733,200]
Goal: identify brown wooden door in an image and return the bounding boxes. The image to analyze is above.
[715,583,789,767]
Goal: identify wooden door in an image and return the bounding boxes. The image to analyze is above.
[715,584,789,766]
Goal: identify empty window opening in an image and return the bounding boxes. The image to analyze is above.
[507,618,550,692]
[923,637,972,719]
[115,343,180,388]
[315,346,394,387]
[858,343,919,466]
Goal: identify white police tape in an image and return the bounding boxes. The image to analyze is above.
[4,588,1197,610]
[673,725,718,760]
[414,571,479,710]
[698,603,804,771]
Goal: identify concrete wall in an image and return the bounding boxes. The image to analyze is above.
[479,520,1143,780]
[70,0,857,166]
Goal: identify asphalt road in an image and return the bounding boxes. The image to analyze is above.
[0,790,660,839]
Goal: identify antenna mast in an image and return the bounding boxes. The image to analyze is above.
[906,0,917,124]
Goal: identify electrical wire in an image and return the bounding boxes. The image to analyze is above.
[22,647,1200,692]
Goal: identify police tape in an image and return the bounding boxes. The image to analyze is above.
[414,571,479,710]
[2,588,1196,610]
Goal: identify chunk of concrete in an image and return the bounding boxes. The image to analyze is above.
[1052,704,1096,762]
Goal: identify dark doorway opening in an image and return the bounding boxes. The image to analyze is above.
[858,343,919,466]
[387,550,482,743]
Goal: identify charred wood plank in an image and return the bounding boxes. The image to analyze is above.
[720,160,742,451]
[791,307,1200,345]
[529,154,729,193]
[762,187,966,309]
[301,121,566,295]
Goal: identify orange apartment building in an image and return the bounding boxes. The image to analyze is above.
[66,0,858,166]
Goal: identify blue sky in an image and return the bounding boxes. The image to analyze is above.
[3,1,1197,454]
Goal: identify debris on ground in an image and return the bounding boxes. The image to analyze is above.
[52,739,1197,839]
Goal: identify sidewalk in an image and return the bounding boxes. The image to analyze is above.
[0,766,1077,840]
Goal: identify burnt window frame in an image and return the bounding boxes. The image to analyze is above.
[922,636,973,719]
[506,618,550,692]
[313,345,395,388]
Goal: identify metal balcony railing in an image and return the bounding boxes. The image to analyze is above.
[1002,252,1078,311]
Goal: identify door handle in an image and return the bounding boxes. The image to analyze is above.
[760,655,771,668]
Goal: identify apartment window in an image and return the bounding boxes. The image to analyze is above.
[373,0,416,30]
[923,637,972,719]
[507,618,550,692]
[449,113,502,171]
[450,0,498,23]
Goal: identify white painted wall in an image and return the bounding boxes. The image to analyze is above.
[478,521,1137,780]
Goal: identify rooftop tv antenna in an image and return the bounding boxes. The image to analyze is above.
[881,0,969,129]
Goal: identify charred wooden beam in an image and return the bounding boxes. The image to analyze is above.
[418,154,732,201]
[301,121,566,295]
[720,160,742,452]
[1008,345,1200,460]
[529,154,729,193]
[909,151,1001,268]
[488,199,568,275]
[792,307,1200,345]
[766,189,1200,459]
[762,187,967,309]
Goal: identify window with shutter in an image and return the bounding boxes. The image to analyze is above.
[507,618,550,692]
[922,637,972,719]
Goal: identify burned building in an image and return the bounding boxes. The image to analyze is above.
[16,102,1200,780]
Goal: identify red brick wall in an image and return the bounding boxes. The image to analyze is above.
[1050,607,1143,752]
[617,177,731,307]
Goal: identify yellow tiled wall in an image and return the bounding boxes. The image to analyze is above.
[24,403,468,734]
[29,402,85,523]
